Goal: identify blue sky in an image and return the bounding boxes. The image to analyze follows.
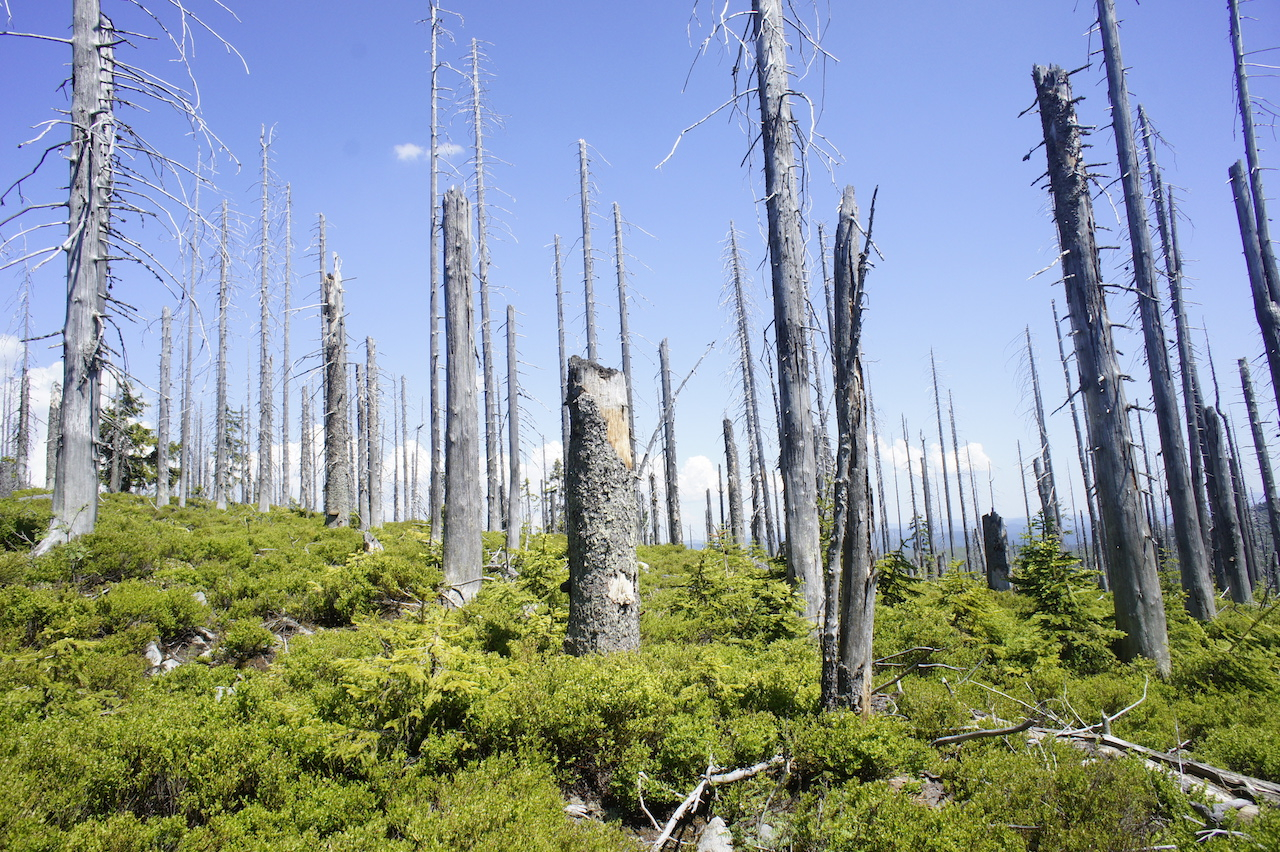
[0,0,1275,547]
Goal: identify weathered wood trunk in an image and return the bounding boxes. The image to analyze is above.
[659,338,682,545]
[578,140,598,361]
[723,418,747,547]
[1097,0,1214,619]
[256,132,273,513]
[947,393,971,569]
[280,184,292,506]
[554,236,570,460]
[506,304,522,553]
[400,376,410,519]
[931,352,957,554]
[442,187,483,604]
[728,226,776,555]
[1033,63,1169,674]
[825,186,876,716]
[365,339,381,529]
[753,0,822,619]
[179,273,194,507]
[564,356,639,655]
[1240,358,1280,587]
[300,386,313,511]
[982,511,1011,591]
[155,306,172,507]
[649,472,661,545]
[427,3,444,540]
[45,383,60,492]
[321,237,352,528]
[356,364,369,529]
[1025,329,1061,531]
[214,202,231,512]
[1229,161,1280,420]
[1204,406,1251,604]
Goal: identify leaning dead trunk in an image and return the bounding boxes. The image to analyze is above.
[155,306,172,507]
[442,187,483,605]
[1204,406,1251,604]
[37,2,114,555]
[1033,64,1169,674]
[564,356,639,655]
[1229,161,1280,419]
[1240,358,1280,585]
[753,0,822,619]
[1024,329,1061,531]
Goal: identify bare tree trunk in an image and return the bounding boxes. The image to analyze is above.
[442,187,483,604]
[753,0,821,619]
[1034,63,1168,674]
[724,418,747,547]
[728,226,776,555]
[255,130,274,513]
[300,385,313,511]
[14,289,30,489]
[321,231,352,528]
[1204,406,1251,603]
[704,489,715,546]
[427,2,444,540]
[554,235,570,458]
[1024,328,1061,531]
[565,356,638,654]
[45,383,60,492]
[506,304,522,553]
[1227,417,1261,591]
[180,248,195,508]
[365,339,381,529]
[982,511,1011,591]
[400,375,409,519]
[659,338,682,545]
[919,436,937,576]
[37,2,114,555]
[1229,0,1280,302]
[1229,161,1280,420]
[155,306,172,507]
[579,140,598,361]
[649,471,661,545]
[355,364,369,529]
[1240,358,1280,585]
[825,186,875,715]
[1097,0,1213,618]
[214,201,230,511]
[281,184,292,506]
[931,351,958,555]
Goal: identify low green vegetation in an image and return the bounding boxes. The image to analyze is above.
[2,495,1279,850]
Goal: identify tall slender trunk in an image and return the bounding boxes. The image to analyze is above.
[14,285,30,489]
[931,352,957,555]
[506,304,522,553]
[753,0,821,618]
[729,226,776,555]
[321,227,352,528]
[948,392,971,570]
[1034,63,1168,674]
[356,364,369,529]
[300,385,313,511]
[1024,329,1061,530]
[38,2,114,555]
[1240,358,1280,586]
[256,130,273,512]
[554,236,570,457]
[724,418,747,547]
[156,306,172,507]
[400,376,409,519]
[179,227,195,508]
[579,140,598,361]
[1204,406,1251,603]
[705,489,715,546]
[427,2,444,540]
[45,383,60,492]
[442,187,483,603]
[1229,161,1280,418]
[659,338,681,544]
[281,184,292,506]
[919,435,936,575]
[1097,0,1213,617]
[214,201,230,511]
[649,472,661,545]
[365,339,381,528]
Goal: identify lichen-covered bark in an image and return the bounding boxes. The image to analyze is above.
[565,356,638,655]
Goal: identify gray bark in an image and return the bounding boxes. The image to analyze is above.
[1204,406,1251,604]
[659,338,682,545]
[442,187,483,604]
[401,376,410,519]
[428,3,444,540]
[919,436,937,576]
[156,306,172,507]
[554,235,570,459]
[948,392,971,570]
[257,131,272,513]
[982,511,1011,591]
[300,385,313,511]
[579,140,598,361]
[649,471,661,545]
[728,226,776,555]
[1034,63,1169,675]
[753,0,822,620]
[366,338,381,529]
[564,356,639,655]
[45,383,60,492]
[1025,328,1061,531]
[1097,0,1214,620]
[37,2,114,555]
[179,249,195,508]
[321,231,352,528]
[281,184,292,506]
[15,302,30,489]
[931,351,958,554]
[1240,358,1280,587]
[506,304,522,553]
[1229,161,1280,419]
[214,201,230,511]
[825,186,875,715]
[724,418,747,547]
[705,489,715,546]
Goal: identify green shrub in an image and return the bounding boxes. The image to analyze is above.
[791,712,932,784]
[96,580,209,638]
[219,619,276,664]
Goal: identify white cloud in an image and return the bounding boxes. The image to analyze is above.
[394,143,426,161]
[438,142,464,160]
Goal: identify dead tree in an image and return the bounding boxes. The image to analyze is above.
[179,204,197,508]
[365,338,381,528]
[300,385,313,511]
[155,306,172,507]
[427,1,446,540]
[554,236,570,455]
[1097,0,1214,619]
[931,351,958,554]
[919,436,937,576]
[753,0,822,619]
[13,286,31,489]
[1034,63,1169,675]
[214,201,231,512]
[578,140,598,361]
[506,304,522,553]
[1204,406,1251,603]
[982,511,1011,591]
[280,184,292,506]
[35,3,116,554]
[45,383,60,492]
[728,225,776,555]
[948,391,971,570]
[659,338,682,545]
[1240,358,1280,582]
[824,186,876,715]
[1024,329,1061,531]
[256,130,273,513]
[564,356,638,654]
[649,472,661,545]
[442,187,483,604]
[705,489,715,545]
[1229,161,1280,420]
[321,231,352,528]
[724,418,747,547]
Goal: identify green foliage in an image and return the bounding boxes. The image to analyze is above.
[791,712,932,784]
[219,619,275,664]
[874,548,921,606]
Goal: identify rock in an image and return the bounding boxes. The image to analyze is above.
[192,591,207,606]
[697,816,733,852]
[160,658,181,672]
[757,822,776,845]
[144,642,163,667]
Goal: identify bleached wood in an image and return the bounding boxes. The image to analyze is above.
[256,130,272,513]
[659,338,681,544]
[44,383,59,492]
[321,229,352,528]
[427,2,444,540]
[214,201,230,511]
[280,184,292,506]
[579,140,597,361]
[155,305,172,507]
[723,418,746,547]
[366,338,381,529]
[506,304,521,553]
